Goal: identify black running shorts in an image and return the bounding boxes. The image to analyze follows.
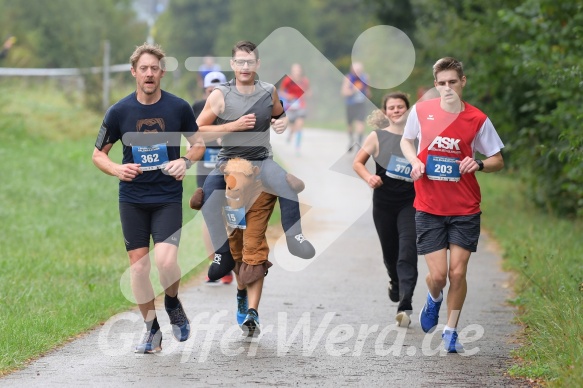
[119,202,182,251]
[414,211,481,254]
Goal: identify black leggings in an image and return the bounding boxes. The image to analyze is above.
[372,199,418,312]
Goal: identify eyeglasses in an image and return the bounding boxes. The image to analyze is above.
[233,59,257,67]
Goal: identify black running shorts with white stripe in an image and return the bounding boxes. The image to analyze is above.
[414,211,481,255]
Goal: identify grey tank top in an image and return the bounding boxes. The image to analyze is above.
[215,80,274,161]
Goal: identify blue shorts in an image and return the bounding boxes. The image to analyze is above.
[414,211,481,254]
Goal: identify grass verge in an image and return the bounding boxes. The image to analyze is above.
[478,172,583,386]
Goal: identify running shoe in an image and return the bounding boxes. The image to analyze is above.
[396,311,411,327]
[419,291,442,333]
[221,272,234,285]
[242,308,260,337]
[237,292,248,326]
[442,329,464,353]
[134,329,162,354]
[204,275,220,286]
[165,299,191,342]
[286,233,315,259]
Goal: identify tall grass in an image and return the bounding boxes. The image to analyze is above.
[479,172,583,386]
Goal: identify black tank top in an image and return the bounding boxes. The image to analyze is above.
[372,129,415,203]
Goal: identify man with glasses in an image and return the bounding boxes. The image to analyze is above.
[196,41,315,336]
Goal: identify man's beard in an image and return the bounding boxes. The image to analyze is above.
[141,81,157,95]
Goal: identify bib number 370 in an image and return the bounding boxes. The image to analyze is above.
[385,155,413,182]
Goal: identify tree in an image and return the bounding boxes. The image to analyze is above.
[154,0,231,60]
[0,0,148,110]
[212,0,320,58]
[497,0,583,215]
[310,0,378,71]
[0,0,146,68]
[411,0,583,216]
[366,0,417,45]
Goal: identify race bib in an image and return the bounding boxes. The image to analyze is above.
[131,143,169,171]
[224,206,246,229]
[426,155,460,182]
[385,155,413,182]
[203,148,220,168]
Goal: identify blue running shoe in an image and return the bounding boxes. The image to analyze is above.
[442,330,464,353]
[242,308,260,337]
[134,329,162,354]
[166,299,190,342]
[419,291,442,333]
[237,293,248,326]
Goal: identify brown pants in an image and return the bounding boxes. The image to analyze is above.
[228,192,277,286]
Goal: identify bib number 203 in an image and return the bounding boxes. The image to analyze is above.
[433,164,452,174]
[426,155,460,182]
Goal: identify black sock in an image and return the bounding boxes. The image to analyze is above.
[247,308,258,316]
[237,288,247,298]
[165,293,179,309]
[146,317,160,333]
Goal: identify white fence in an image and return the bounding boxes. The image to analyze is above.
[0,64,128,77]
[0,41,128,110]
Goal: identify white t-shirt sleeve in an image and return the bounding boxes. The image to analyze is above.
[403,105,420,140]
[474,117,504,157]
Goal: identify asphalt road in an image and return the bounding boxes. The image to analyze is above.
[1,128,530,387]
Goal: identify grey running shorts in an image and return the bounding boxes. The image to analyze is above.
[346,102,367,124]
[414,211,481,254]
[287,108,306,123]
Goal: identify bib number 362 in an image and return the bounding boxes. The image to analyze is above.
[131,144,170,171]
